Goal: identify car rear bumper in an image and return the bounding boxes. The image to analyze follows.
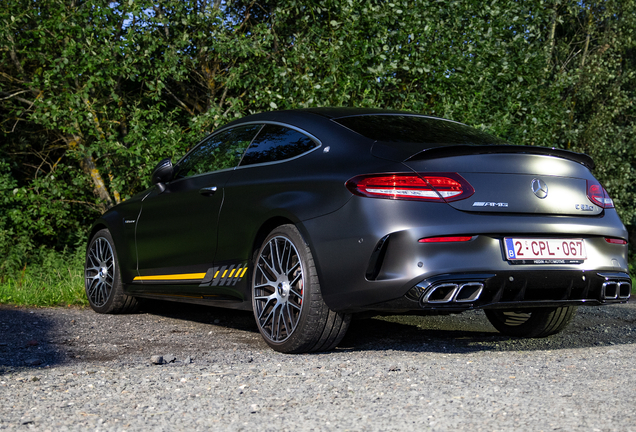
[302,197,630,312]
[364,270,631,313]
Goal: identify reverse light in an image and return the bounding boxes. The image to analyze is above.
[587,180,614,209]
[419,236,474,243]
[346,173,474,202]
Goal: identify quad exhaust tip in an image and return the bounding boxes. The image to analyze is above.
[601,280,631,301]
[414,274,630,306]
[418,282,484,306]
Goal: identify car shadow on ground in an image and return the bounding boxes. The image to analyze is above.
[138,299,260,333]
[139,300,636,354]
[2,300,633,371]
[345,303,636,353]
[0,306,66,369]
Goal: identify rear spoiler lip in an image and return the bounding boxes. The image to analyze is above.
[405,144,595,170]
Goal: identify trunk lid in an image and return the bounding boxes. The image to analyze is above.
[402,151,603,216]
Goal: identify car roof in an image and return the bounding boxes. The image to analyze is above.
[290,107,419,119]
[219,108,595,168]
[221,107,449,128]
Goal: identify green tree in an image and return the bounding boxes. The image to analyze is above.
[1,0,635,275]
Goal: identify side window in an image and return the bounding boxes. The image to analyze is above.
[239,124,318,167]
[175,124,262,178]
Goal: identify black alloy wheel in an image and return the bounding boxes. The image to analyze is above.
[252,225,350,353]
[84,229,138,314]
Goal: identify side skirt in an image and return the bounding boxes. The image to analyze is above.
[129,292,253,311]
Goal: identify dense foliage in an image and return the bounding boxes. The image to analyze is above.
[1,0,635,277]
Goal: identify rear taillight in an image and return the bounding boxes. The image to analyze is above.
[587,180,614,209]
[346,173,474,202]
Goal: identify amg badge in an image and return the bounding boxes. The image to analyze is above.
[472,202,509,208]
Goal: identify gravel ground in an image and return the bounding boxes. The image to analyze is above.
[1,300,635,431]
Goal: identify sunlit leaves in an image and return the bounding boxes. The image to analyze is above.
[0,0,635,271]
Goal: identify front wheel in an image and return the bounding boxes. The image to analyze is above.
[85,229,138,314]
[252,224,350,353]
[484,306,577,338]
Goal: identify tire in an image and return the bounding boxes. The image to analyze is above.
[84,229,138,314]
[251,224,350,353]
[484,306,577,338]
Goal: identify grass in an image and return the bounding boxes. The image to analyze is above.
[0,249,88,307]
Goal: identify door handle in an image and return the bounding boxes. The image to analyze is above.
[199,186,218,196]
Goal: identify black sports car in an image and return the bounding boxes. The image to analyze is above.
[85,108,631,353]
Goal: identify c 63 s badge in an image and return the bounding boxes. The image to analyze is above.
[576,204,596,211]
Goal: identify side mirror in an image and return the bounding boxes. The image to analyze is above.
[151,158,174,193]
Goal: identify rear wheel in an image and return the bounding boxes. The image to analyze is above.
[484,306,577,338]
[85,229,138,314]
[252,224,350,353]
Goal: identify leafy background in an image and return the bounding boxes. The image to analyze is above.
[1,0,635,284]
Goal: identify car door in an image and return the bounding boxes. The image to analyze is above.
[206,123,322,298]
[133,124,262,287]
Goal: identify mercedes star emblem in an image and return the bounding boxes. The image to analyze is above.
[531,178,548,199]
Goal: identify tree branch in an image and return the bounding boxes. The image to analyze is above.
[546,4,558,69]
[6,34,25,76]
[164,85,196,116]
[0,90,29,101]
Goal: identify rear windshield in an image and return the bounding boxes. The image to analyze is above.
[333,115,505,146]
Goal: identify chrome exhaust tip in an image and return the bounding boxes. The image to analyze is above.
[421,283,458,304]
[619,282,632,300]
[455,282,484,303]
[602,281,619,300]
[419,282,484,306]
[602,280,631,300]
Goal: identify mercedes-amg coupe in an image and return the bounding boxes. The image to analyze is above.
[85,108,630,353]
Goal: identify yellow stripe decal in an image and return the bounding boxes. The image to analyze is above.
[222,269,228,278]
[214,270,220,278]
[240,267,248,278]
[133,273,206,281]
[228,268,236,278]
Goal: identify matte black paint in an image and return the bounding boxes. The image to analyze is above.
[135,170,231,276]
[89,108,630,314]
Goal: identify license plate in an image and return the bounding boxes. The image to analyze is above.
[504,238,587,262]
